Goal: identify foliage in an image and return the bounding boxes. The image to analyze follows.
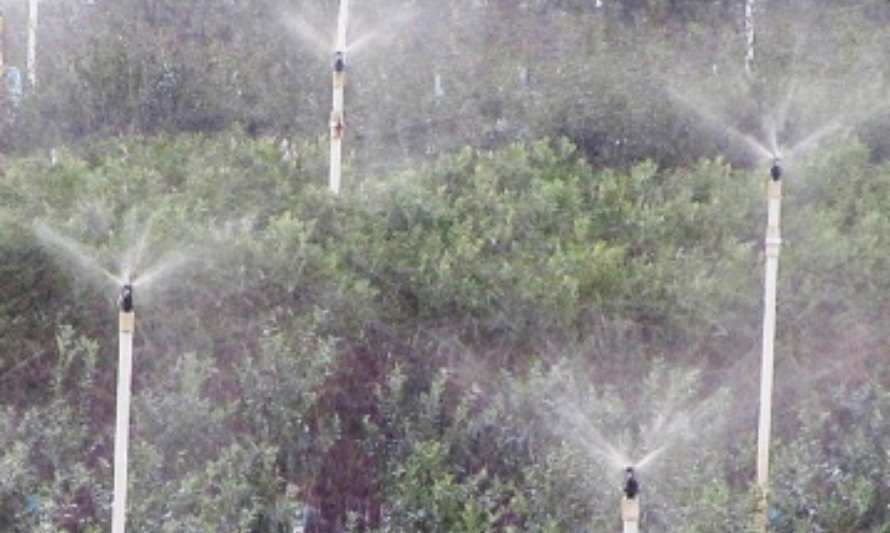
[0,131,888,530]
[0,0,888,170]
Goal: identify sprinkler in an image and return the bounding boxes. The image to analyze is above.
[328,0,349,194]
[334,51,345,73]
[770,158,782,181]
[119,284,134,313]
[114,282,136,533]
[621,466,641,533]
[756,156,783,532]
[32,221,192,533]
[329,49,346,194]
[624,466,639,499]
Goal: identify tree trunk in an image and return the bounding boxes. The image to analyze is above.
[0,8,5,80]
[27,0,38,89]
[744,0,756,77]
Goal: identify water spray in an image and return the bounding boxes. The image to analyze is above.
[755,160,782,532]
[621,466,641,533]
[113,282,135,533]
[329,0,349,194]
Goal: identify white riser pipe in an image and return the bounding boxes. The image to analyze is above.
[622,496,640,533]
[112,311,135,533]
[329,0,349,194]
[330,66,345,194]
[756,178,782,530]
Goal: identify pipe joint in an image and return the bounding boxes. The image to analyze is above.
[330,112,344,140]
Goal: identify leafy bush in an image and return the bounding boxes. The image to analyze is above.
[0,132,888,530]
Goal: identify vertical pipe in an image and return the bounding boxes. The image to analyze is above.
[330,54,345,194]
[755,177,782,531]
[622,497,640,533]
[329,0,349,194]
[113,287,135,533]
[27,0,37,89]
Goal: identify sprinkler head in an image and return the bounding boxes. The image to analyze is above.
[624,466,639,499]
[119,284,134,313]
[770,159,782,182]
[333,51,345,73]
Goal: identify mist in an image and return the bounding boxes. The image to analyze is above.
[1,0,889,531]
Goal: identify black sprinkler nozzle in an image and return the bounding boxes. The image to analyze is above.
[333,51,345,73]
[120,284,134,313]
[624,466,639,499]
[770,159,782,182]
